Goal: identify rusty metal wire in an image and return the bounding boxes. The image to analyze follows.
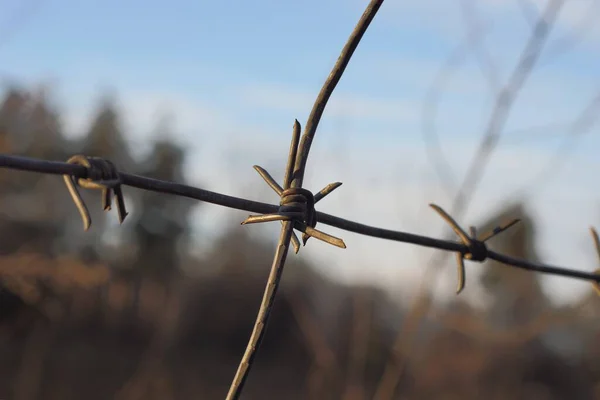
[62,154,128,231]
[2,149,597,284]
[226,1,384,397]
[0,0,598,398]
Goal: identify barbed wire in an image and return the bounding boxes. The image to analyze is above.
[376,1,579,396]
[0,0,599,398]
[0,152,597,285]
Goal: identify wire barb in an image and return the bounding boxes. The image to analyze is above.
[241,164,345,251]
[62,155,128,231]
[240,119,345,252]
[430,203,521,294]
[589,227,600,296]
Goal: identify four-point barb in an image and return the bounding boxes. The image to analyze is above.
[241,120,346,253]
[430,204,521,295]
[63,155,128,231]
[589,227,600,296]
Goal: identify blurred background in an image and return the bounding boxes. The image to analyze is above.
[0,0,599,398]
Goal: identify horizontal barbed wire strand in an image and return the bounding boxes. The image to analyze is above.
[0,152,598,285]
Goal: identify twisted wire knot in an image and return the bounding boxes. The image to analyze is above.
[76,156,121,189]
[430,204,520,294]
[63,155,128,231]
[278,187,316,226]
[463,238,488,262]
[241,165,345,253]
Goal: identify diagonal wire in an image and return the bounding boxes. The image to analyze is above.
[422,0,597,201]
[422,0,501,199]
[375,1,567,398]
[513,89,600,199]
[515,0,599,63]
[449,0,563,214]
[225,1,385,398]
[225,120,301,399]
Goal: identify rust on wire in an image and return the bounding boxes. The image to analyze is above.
[430,204,521,294]
[62,155,128,231]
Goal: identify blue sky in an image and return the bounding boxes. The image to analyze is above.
[1,0,600,306]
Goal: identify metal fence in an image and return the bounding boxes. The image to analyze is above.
[0,0,598,398]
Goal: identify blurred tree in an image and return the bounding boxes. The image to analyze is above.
[64,94,134,261]
[0,86,27,154]
[0,85,69,255]
[127,131,195,280]
[413,203,596,398]
[23,84,66,160]
[478,202,549,328]
[79,93,132,171]
[474,203,593,398]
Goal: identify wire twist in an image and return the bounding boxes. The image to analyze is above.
[62,155,128,231]
[430,203,521,294]
[241,165,345,252]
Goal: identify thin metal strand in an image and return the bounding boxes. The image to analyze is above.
[590,227,600,261]
[429,204,472,246]
[314,182,343,203]
[241,214,289,225]
[299,223,346,249]
[284,120,301,190]
[456,253,466,295]
[251,165,301,253]
[253,165,283,195]
[101,188,112,211]
[225,222,295,400]
[479,219,522,242]
[291,0,384,189]
[1,153,599,284]
[228,2,383,397]
[62,174,92,231]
